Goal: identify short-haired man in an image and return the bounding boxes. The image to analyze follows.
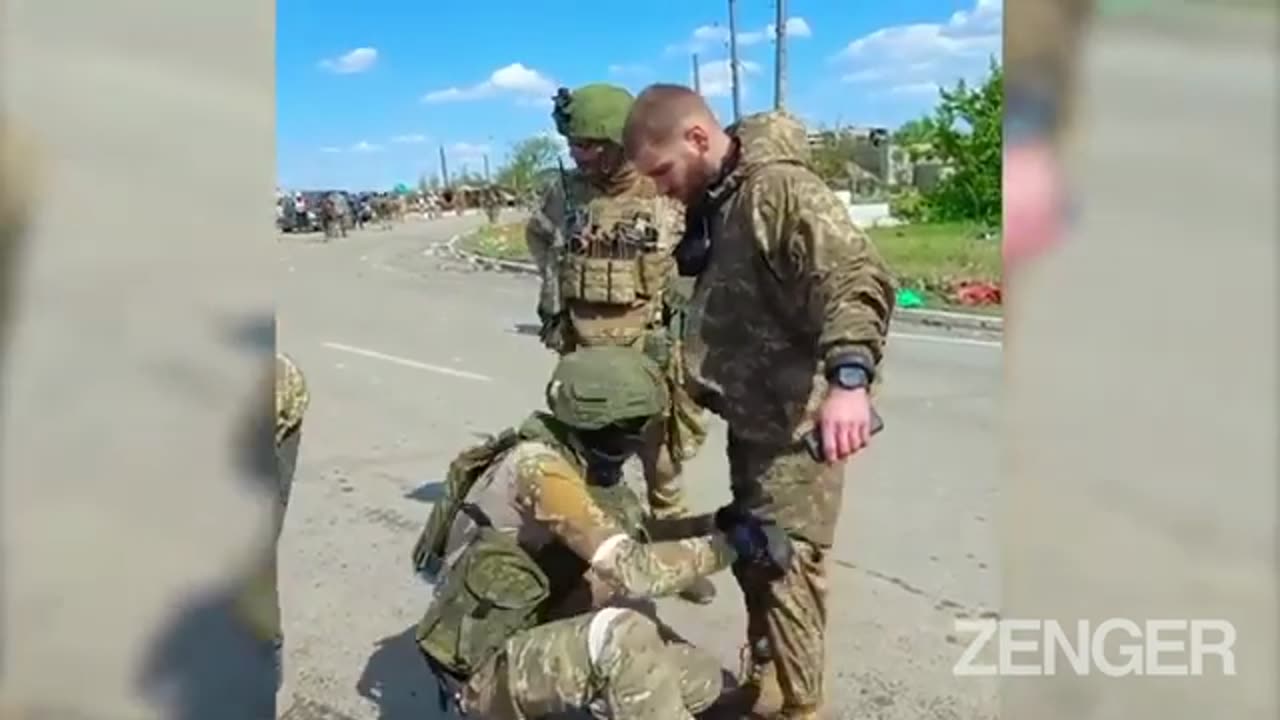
[622,85,896,719]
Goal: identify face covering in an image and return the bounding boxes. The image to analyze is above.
[577,417,651,486]
[675,204,712,277]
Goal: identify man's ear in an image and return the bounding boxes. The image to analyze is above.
[683,124,710,153]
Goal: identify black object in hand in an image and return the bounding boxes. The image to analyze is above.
[802,407,885,462]
[715,506,793,580]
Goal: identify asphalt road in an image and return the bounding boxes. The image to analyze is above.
[276,215,1002,720]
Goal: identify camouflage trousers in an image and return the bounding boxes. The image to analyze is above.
[451,608,724,720]
[639,373,707,521]
[553,328,708,521]
[322,218,346,239]
[726,434,845,716]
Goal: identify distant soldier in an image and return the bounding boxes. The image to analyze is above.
[483,187,501,224]
[321,193,348,240]
[526,83,716,604]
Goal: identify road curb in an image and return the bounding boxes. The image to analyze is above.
[443,234,1004,334]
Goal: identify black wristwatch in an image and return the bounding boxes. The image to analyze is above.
[1005,81,1061,146]
[827,363,872,391]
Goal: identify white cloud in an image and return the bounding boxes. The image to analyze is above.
[783,17,813,38]
[449,142,491,160]
[888,82,943,97]
[320,146,343,154]
[608,63,652,78]
[391,134,429,144]
[350,140,383,153]
[318,47,378,74]
[833,0,1000,92]
[666,17,813,55]
[698,59,762,99]
[422,63,557,104]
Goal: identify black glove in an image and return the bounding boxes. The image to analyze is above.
[714,505,793,580]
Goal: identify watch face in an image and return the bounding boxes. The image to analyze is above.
[837,366,869,389]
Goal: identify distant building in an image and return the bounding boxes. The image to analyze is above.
[809,126,953,194]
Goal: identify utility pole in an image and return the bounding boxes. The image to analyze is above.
[774,0,787,110]
[727,0,742,121]
[438,145,450,187]
[483,154,491,182]
[692,53,702,94]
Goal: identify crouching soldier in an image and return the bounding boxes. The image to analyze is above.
[410,346,794,719]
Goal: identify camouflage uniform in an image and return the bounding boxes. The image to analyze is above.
[321,193,347,240]
[683,112,895,719]
[413,347,792,719]
[483,188,502,224]
[1005,0,1096,149]
[526,84,713,603]
[233,352,309,679]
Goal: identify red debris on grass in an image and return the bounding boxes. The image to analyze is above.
[951,280,1002,306]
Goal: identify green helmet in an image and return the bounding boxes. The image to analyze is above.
[546,346,666,430]
[552,83,634,145]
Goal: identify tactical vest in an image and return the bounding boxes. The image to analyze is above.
[560,189,676,347]
[412,414,647,679]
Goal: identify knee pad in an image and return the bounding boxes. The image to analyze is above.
[586,608,657,670]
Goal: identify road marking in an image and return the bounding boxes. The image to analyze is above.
[890,332,1002,349]
[322,341,494,382]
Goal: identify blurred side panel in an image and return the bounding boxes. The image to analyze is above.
[1003,2,1277,719]
[1,0,276,717]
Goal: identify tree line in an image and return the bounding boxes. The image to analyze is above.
[813,58,1002,228]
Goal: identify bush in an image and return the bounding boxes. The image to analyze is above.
[889,189,928,223]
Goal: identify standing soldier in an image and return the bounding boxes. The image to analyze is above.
[486,187,503,224]
[411,346,794,719]
[623,87,896,719]
[524,84,716,605]
[234,351,309,689]
[1003,0,1096,271]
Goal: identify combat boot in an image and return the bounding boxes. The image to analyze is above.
[724,641,784,719]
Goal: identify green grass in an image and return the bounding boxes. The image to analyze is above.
[458,220,1002,309]
[457,221,530,262]
[868,222,1000,278]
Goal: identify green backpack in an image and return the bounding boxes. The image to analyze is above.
[415,525,551,679]
[411,428,522,580]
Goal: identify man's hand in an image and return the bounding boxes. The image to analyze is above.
[714,505,793,580]
[1003,139,1067,274]
[816,386,873,463]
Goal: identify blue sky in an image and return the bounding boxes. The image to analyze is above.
[278,0,1001,190]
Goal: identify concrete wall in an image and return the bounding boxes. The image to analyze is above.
[834,192,901,227]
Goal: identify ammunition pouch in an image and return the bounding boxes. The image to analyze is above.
[560,251,671,307]
[561,255,641,305]
[415,526,550,679]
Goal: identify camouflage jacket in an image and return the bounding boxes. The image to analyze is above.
[1006,0,1095,147]
[684,111,896,447]
[275,353,308,445]
[438,436,733,611]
